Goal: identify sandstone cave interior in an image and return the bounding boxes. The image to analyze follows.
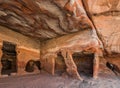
[0,0,120,88]
[55,52,94,77]
[0,41,41,75]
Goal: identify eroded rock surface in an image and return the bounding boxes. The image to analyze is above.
[83,0,120,54]
[40,29,102,80]
[0,0,93,40]
[0,0,120,80]
[82,0,120,78]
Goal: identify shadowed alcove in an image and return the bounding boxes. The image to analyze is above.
[72,53,94,77]
[1,41,17,75]
[55,52,94,77]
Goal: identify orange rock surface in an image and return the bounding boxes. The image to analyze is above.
[0,0,119,79]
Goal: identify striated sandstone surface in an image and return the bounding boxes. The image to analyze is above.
[0,0,93,40]
[83,0,120,54]
[0,26,40,76]
[82,0,120,77]
[0,0,120,79]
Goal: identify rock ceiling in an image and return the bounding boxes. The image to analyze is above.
[0,0,94,40]
[0,0,120,43]
[0,0,120,80]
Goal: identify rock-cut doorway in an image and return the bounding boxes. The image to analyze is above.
[1,41,17,75]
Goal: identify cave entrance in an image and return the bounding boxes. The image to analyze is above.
[55,52,94,77]
[72,53,94,77]
[1,41,17,75]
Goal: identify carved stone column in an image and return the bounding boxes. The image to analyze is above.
[41,54,57,75]
[61,49,83,80]
[16,46,22,75]
[93,54,100,79]
[0,41,3,76]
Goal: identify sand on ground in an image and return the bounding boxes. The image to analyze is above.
[0,71,120,88]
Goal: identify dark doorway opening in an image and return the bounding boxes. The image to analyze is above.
[25,60,41,72]
[55,52,94,77]
[72,53,94,77]
[1,41,17,75]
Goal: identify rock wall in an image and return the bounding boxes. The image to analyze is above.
[0,0,120,79]
[40,0,120,79]
[0,26,40,76]
[82,0,120,77]
[40,29,102,80]
[83,0,120,54]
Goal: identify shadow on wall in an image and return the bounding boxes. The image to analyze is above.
[72,53,94,77]
[106,62,120,76]
[25,60,41,72]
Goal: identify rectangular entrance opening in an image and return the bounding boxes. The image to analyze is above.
[55,52,94,77]
[1,41,17,75]
[72,53,94,77]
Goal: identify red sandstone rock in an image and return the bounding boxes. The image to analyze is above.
[83,0,120,54]
[83,0,120,77]
[0,0,120,80]
[40,29,102,80]
[0,0,93,40]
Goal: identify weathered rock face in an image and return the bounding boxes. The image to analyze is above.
[0,0,92,40]
[40,27,102,80]
[82,0,120,77]
[0,26,40,76]
[83,0,120,54]
[0,0,120,79]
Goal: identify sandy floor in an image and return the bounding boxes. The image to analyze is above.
[0,71,120,88]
